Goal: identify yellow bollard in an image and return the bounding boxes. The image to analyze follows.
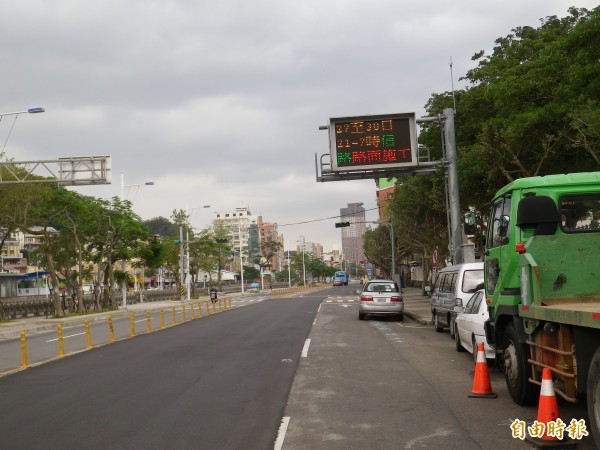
[212,300,216,314]
[160,309,165,329]
[85,320,92,349]
[191,303,196,320]
[172,306,177,325]
[219,299,223,312]
[182,304,187,322]
[198,302,203,318]
[130,313,135,337]
[108,316,116,343]
[58,325,65,357]
[229,298,232,310]
[146,311,152,333]
[205,301,210,315]
[20,332,28,368]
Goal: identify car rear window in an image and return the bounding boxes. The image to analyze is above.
[462,270,484,294]
[366,283,398,292]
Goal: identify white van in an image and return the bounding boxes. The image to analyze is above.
[429,262,484,335]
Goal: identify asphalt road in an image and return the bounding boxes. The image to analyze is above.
[0,284,595,449]
[0,294,323,450]
[282,284,595,449]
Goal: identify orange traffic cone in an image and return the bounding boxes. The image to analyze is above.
[468,342,497,398]
[526,368,576,448]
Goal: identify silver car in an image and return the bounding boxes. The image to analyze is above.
[358,279,403,321]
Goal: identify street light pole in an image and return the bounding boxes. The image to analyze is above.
[298,236,306,286]
[179,225,185,302]
[0,108,45,118]
[286,240,291,288]
[120,171,155,308]
[238,221,245,293]
[185,204,211,301]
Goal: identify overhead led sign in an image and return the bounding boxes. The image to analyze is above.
[329,113,417,172]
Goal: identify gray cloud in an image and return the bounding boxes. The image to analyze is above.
[0,0,582,250]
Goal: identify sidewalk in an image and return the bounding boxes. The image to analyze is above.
[401,286,433,325]
[0,286,433,340]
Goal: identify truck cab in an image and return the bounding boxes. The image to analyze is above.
[483,172,600,444]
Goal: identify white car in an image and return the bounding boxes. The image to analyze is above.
[454,289,495,360]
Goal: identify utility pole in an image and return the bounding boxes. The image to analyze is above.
[443,108,463,265]
[179,226,185,301]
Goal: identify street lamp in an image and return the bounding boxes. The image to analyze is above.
[286,240,291,288]
[0,107,45,118]
[119,171,154,307]
[239,221,245,293]
[297,237,306,286]
[0,108,45,153]
[120,171,155,201]
[185,204,211,301]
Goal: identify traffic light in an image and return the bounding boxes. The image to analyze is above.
[335,222,351,228]
[173,239,181,245]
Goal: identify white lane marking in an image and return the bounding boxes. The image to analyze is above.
[301,338,311,358]
[46,332,86,342]
[274,416,290,450]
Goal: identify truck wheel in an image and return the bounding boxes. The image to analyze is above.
[587,347,600,446]
[502,322,538,405]
[449,315,456,339]
[434,314,443,332]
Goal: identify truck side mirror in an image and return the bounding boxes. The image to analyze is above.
[517,196,559,236]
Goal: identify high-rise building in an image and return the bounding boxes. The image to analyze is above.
[213,206,257,270]
[257,216,283,271]
[340,203,366,267]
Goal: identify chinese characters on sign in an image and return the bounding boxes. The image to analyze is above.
[510,418,589,441]
[329,113,417,172]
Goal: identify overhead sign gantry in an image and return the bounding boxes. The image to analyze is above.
[0,155,111,186]
[316,112,439,183]
[315,108,468,265]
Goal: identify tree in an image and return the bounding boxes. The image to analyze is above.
[143,216,179,237]
[254,240,281,285]
[363,226,392,277]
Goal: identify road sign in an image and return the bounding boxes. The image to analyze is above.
[328,113,417,172]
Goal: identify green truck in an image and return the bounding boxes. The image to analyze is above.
[483,171,600,444]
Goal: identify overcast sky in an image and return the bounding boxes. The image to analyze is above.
[1,0,590,251]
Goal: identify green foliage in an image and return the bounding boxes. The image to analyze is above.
[394,6,600,276]
[243,266,260,281]
[143,216,179,237]
[460,6,600,183]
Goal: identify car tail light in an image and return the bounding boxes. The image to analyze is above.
[455,298,463,307]
[360,295,373,302]
[390,296,403,303]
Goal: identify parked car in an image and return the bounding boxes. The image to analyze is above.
[428,262,484,335]
[454,289,495,361]
[357,279,403,321]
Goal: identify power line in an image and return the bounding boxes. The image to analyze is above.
[277,206,380,228]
